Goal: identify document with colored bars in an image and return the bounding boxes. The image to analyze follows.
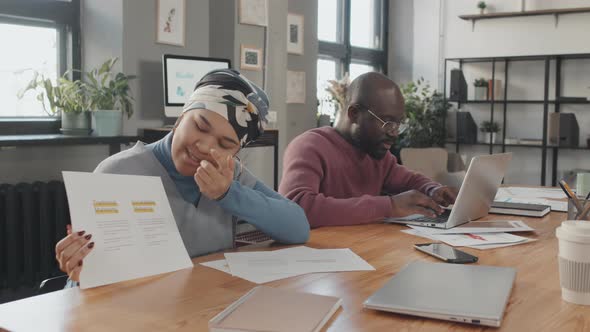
[63,171,192,289]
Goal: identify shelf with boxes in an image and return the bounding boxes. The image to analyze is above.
[444,53,590,186]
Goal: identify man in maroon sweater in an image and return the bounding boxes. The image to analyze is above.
[279,72,458,228]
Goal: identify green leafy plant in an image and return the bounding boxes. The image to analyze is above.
[85,57,136,119]
[474,78,488,87]
[397,77,451,148]
[477,1,487,10]
[480,120,500,133]
[18,72,90,115]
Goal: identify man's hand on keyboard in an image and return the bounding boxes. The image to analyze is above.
[430,186,459,207]
[389,190,444,218]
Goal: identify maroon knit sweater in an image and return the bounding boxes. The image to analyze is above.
[279,127,441,228]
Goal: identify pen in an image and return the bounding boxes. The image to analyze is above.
[577,203,590,221]
[559,180,584,216]
[583,191,590,210]
[577,191,590,220]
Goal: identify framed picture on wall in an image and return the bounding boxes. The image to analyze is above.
[239,0,268,27]
[240,45,263,71]
[286,70,306,104]
[287,13,304,55]
[156,0,186,47]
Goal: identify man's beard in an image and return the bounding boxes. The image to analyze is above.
[351,130,390,160]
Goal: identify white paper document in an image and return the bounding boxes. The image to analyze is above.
[401,229,437,241]
[63,171,193,289]
[219,247,374,283]
[408,220,534,235]
[429,232,529,247]
[201,247,318,284]
[200,259,232,274]
[402,229,533,248]
[495,187,567,212]
[466,238,537,250]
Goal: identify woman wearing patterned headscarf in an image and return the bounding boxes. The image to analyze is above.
[55,69,309,284]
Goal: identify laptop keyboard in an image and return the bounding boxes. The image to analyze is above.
[412,210,451,224]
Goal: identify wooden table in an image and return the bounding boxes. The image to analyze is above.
[1,212,589,331]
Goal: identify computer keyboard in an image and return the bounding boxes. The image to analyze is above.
[412,209,452,224]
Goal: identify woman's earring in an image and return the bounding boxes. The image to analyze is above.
[232,155,244,179]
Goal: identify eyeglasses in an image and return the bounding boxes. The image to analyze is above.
[366,109,408,135]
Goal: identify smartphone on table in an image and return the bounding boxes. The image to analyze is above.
[414,242,478,264]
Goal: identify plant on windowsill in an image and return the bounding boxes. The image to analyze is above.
[480,120,500,144]
[85,57,136,136]
[477,1,487,15]
[474,78,488,101]
[323,73,350,127]
[397,77,451,149]
[18,72,92,135]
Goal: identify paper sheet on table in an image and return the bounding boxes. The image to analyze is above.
[408,220,534,234]
[401,229,438,241]
[402,229,535,249]
[63,171,193,289]
[200,247,318,284]
[495,186,567,212]
[200,259,231,274]
[466,238,537,250]
[429,232,529,247]
[224,247,374,278]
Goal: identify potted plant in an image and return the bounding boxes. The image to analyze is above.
[18,72,92,135]
[478,1,487,14]
[480,120,500,143]
[474,78,488,101]
[397,77,450,150]
[85,58,136,136]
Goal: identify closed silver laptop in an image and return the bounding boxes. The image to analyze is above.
[386,153,512,229]
[363,261,516,327]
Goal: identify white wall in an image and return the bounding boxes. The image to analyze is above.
[412,0,442,86]
[444,0,590,59]
[412,0,590,185]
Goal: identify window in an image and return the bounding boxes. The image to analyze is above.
[317,58,338,119]
[0,0,81,131]
[349,63,376,81]
[1,22,59,117]
[317,0,388,120]
[350,0,382,49]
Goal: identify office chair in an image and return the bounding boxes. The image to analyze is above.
[400,148,466,188]
[38,275,69,295]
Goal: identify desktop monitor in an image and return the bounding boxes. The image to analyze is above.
[162,54,231,118]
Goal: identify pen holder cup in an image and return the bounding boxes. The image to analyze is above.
[567,197,590,221]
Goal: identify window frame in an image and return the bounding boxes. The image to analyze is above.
[318,0,389,76]
[0,0,81,134]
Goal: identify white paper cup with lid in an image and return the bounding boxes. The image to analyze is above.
[556,220,590,305]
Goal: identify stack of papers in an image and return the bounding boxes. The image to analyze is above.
[402,220,536,250]
[200,246,374,284]
[495,187,567,212]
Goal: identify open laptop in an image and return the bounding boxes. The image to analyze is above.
[386,153,512,229]
[363,261,516,327]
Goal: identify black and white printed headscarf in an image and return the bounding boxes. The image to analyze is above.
[182,69,269,147]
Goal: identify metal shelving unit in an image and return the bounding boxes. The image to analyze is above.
[443,53,590,186]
